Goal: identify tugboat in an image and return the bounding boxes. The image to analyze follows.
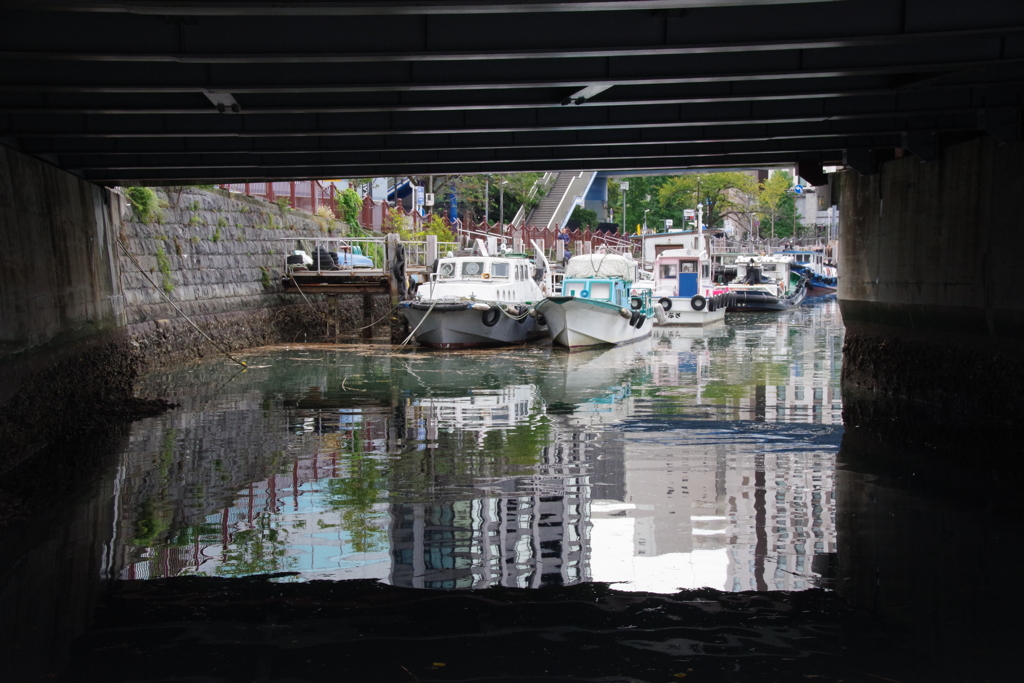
[399,240,552,348]
[723,255,809,312]
[537,251,654,348]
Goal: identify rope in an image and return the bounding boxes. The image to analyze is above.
[399,299,438,346]
[117,240,248,367]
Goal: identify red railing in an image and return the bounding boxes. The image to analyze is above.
[219,181,337,215]
[218,183,632,251]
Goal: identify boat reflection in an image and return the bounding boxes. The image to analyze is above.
[113,300,842,593]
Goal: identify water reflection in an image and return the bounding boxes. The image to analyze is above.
[114,298,844,593]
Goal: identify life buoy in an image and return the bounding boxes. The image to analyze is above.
[630,296,643,310]
[659,297,672,311]
[482,307,501,327]
[629,311,640,327]
[691,295,707,311]
[580,290,590,298]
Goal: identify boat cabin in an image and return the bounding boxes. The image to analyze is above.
[652,248,711,298]
[435,257,534,283]
[425,255,543,302]
[561,277,630,306]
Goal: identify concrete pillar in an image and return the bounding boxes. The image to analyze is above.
[837,135,1024,449]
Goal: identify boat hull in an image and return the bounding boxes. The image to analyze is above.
[654,297,726,326]
[538,297,653,348]
[725,286,808,312]
[400,305,538,348]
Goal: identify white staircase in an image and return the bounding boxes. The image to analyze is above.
[524,171,597,229]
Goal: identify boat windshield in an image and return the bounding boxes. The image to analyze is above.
[491,262,510,278]
[461,261,486,278]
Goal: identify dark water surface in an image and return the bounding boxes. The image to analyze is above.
[1,297,1018,682]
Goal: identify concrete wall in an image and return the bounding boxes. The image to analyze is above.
[0,145,388,472]
[837,135,1024,438]
[0,145,123,360]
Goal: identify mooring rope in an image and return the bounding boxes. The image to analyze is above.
[117,240,248,367]
[399,298,438,346]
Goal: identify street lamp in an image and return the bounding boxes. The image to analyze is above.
[643,208,650,234]
[619,181,629,233]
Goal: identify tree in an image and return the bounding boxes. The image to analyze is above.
[607,175,675,233]
[568,205,598,229]
[658,172,759,233]
[756,171,800,240]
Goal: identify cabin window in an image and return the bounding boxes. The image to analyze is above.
[589,282,611,300]
[492,262,510,278]
[438,262,456,278]
[679,261,697,273]
[660,263,678,278]
[763,264,777,272]
[461,261,485,277]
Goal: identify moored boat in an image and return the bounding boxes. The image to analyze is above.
[399,241,552,348]
[723,255,809,312]
[650,247,727,326]
[778,249,838,293]
[538,252,654,348]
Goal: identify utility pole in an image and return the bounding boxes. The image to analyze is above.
[484,176,489,226]
[498,174,504,233]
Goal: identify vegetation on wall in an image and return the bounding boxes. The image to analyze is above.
[125,187,163,223]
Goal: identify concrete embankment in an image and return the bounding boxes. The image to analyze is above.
[0,145,387,473]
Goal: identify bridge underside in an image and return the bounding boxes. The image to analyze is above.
[0,0,1022,184]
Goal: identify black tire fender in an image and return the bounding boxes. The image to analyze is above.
[691,295,707,311]
[630,296,644,310]
[482,306,501,327]
[629,311,640,327]
[658,297,672,311]
[635,313,647,328]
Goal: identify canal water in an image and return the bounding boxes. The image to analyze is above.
[2,295,1017,682]
[116,298,842,591]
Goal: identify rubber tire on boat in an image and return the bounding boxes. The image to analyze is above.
[708,296,717,312]
[691,295,707,311]
[629,310,640,327]
[630,296,644,310]
[482,306,501,327]
[659,297,672,311]
[286,255,304,265]
[536,313,547,327]
[517,311,527,324]
[635,313,647,328]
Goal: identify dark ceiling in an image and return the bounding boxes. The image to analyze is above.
[1,0,1022,185]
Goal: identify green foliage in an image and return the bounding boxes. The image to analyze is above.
[217,216,229,228]
[125,186,162,223]
[275,197,291,211]
[155,247,174,293]
[260,266,272,289]
[658,172,759,233]
[755,170,801,239]
[608,175,676,232]
[187,200,201,211]
[568,205,598,228]
[188,214,203,226]
[335,188,363,227]
[212,227,222,242]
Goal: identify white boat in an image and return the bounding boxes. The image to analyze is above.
[635,227,728,326]
[537,252,654,348]
[650,248,726,326]
[399,240,553,348]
